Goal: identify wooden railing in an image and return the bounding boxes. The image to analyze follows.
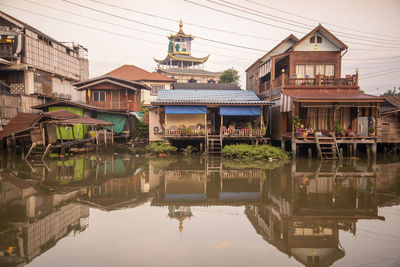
[221,128,263,137]
[165,129,206,136]
[258,73,358,94]
[89,101,129,110]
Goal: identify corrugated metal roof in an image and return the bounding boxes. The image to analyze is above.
[285,90,384,102]
[49,116,113,126]
[31,100,129,115]
[153,89,272,105]
[42,110,78,119]
[172,83,241,90]
[0,113,40,138]
[385,96,400,108]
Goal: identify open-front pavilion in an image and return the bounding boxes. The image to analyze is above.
[278,89,384,157]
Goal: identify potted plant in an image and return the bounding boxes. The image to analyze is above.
[185,127,192,136]
[368,126,375,136]
[293,116,301,136]
[334,121,345,137]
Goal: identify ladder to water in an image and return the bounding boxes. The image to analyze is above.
[207,134,222,154]
[315,133,342,160]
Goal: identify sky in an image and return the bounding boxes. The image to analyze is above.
[1,0,400,95]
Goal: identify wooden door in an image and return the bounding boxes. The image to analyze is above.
[111,91,119,109]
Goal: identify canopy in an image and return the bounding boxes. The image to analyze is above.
[165,105,207,114]
[97,113,126,134]
[220,106,261,116]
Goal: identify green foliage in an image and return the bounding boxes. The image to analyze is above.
[182,145,197,156]
[135,117,149,139]
[223,159,287,170]
[222,144,290,160]
[293,115,301,129]
[146,142,177,155]
[380,86,399,97]
[219,67,240,85]
[334,120,345,136]
[368,126,375,134]
[140,100,149,113]
[185,127,192,135]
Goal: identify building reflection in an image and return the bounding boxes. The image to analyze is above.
[0,151,149,265]
[0,171,89,266]
[246,159,383,266]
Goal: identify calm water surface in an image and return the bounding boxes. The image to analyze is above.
[1,151,400,266]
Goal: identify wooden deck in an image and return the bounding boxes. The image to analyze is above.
[281,133,377,157]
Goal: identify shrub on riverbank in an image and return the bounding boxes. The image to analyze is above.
[145,142,177,155]
[222,144,290,160]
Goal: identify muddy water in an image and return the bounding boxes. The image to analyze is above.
[0,151,399,267]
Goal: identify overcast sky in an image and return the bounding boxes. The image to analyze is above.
[2,0,400,95]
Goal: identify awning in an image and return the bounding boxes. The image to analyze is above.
[165,105,206,114]
[220,106,261,116]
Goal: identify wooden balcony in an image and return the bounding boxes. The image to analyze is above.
[259,73,359,93]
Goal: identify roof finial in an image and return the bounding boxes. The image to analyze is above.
[179,19,183,32]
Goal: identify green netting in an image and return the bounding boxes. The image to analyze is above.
[49,106,89,139]
[98,159,126,177]
[96,113,126,134]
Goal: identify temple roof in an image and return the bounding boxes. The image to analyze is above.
[168,19,194,40]
[160,68,220,76]
[154,53,209,66]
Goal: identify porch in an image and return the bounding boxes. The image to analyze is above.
[162,105,269,151]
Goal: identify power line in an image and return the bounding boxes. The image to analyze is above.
[24,0,262,57]
[218,0,400,46]
[245,0,400,41]
[61,0,268,52]
[361,66,400,77]
[186,0,400,49]
[360,69,400,79]
[2,3,255,62]
[183,0,307,34]
[343,55,400,61]
[88,0,280,42]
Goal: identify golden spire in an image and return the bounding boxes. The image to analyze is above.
[178,19,184,34]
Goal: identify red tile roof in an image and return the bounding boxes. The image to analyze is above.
[140,72,176,82]
[0,113,40,138]
[105,65,174,82]
[105,65,150,81]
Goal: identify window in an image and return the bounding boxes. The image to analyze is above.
[188,78,197,83]
[150,84,165,94]
[310,35,322,43]
[296,64,334,77]
[93,91,105,102]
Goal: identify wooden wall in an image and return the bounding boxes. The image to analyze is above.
[288,51,341,78]
[377,112,400,143]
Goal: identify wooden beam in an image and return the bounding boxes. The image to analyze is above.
[104,128,107,145]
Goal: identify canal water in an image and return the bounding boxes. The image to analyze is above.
[1,150,400,266]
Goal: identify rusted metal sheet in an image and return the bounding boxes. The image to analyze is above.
[0,113,39,138]
[283,90,384,102]
[49,116,113,126]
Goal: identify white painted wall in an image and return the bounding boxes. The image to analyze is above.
[24,70,35,95]
[149,108,163,142]
[294,33,340,51]
[52,77,83,102]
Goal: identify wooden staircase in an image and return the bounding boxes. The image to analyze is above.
[25,143,52,161]
[315,133,342,160]
[207,135,222,154]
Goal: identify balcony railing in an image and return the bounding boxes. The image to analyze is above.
[259,73,359,92]
[221,128,263,137]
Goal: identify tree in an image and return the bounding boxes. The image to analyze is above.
[219,68,240,85]
[380,86,399,96]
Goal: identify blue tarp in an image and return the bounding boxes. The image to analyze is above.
[220,106,261,116]
[165,105,207,114]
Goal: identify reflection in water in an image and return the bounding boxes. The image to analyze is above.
[0,152,399,266]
